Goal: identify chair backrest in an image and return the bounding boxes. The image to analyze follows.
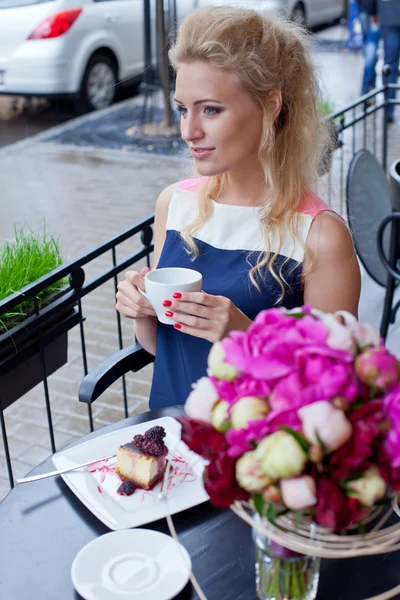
[390,158,400,211]
[346,149,391,287]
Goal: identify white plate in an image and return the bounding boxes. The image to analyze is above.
[52,417,208,530]
[71,529,192,600]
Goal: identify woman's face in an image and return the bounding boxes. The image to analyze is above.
[174,60,264,177]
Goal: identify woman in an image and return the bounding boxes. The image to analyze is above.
[116,7,361,409]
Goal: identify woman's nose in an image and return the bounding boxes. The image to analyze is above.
[181,115,204,142]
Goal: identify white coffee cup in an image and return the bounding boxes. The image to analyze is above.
[142,267,203,325]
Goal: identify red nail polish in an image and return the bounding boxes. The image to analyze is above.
[163,300,172,307]
[173,293,182,299]
[165,311,173,317]
[174,323,182,329]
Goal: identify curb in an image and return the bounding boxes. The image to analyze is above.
[19,141,190,166]
[0,93,158,156]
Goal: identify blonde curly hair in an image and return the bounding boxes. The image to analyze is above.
[169,6,332,300]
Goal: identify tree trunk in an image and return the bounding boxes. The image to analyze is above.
[156,0,174,129]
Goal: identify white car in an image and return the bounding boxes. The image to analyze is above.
[0,0,345,112]
[266,0,346,28]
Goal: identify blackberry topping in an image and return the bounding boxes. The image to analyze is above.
[145,426,166,441]
[117,481,137,496]
[141,437,166,457]
[132,434,144,449]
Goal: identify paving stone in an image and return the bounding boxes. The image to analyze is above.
[0,437,31,461]
[22,445,52,467]
[56,415,99,438]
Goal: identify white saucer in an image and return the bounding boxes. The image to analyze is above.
[71,529,192,600]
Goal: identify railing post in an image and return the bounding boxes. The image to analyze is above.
[382,64,391,172]
[0,396,14,488]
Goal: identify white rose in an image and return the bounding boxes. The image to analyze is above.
[298,401,352,453]
[211,401,231,433]
[348,467,387,507]
[231,396,269,430]
[207,342,238,381]
[184,377,219,423]
[281,476,317,511]
[254,431,308,481]
[236,451,271,493]
[335,311,380,349]
[311,309,357,355]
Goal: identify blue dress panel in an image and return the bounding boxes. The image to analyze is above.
[149,178,330,409]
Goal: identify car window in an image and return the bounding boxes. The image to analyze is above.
[0,0,55,7]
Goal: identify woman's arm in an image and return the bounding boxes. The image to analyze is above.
[303,211,361,317]
[133,182,179,353]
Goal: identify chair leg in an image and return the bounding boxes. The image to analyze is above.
[380,274,396,340]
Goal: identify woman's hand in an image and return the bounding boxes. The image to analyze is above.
[163,291,252,342]
[116,267,157,319]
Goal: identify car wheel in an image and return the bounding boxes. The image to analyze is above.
[76,53,118,113]
[291,3,307,27]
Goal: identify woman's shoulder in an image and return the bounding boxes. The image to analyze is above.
[300,194,351,257]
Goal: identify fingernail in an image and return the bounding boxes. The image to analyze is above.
[174,323,182,329]
[163,300,172,307]
[173,293,182,299]
[165,311,173,317]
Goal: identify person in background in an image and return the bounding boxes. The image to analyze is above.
[365,0,400,123]
[357,0,380,101]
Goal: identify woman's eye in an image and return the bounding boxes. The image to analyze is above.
[204,106,220,116]
[176,105,187,116]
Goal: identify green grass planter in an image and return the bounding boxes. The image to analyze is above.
[0,229,80,409]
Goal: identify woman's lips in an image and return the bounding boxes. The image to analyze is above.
[191,148,215,159]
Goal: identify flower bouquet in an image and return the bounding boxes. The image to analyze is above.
[177,306,400,600]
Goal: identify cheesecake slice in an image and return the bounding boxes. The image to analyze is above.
[116,442,167,489]
[115,426,168,490]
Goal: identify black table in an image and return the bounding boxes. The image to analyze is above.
[1,406,400,600]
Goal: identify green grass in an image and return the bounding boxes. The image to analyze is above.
[0,227,66,333]
[321,100,335,117]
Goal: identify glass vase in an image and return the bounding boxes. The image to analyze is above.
[252,523,320,600]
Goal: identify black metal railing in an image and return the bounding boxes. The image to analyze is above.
[0,76,399,494]
[322,73,399,215]
[0,216,154,489]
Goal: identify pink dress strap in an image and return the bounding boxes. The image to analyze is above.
[177,178,207,193]
[298,193,342,220]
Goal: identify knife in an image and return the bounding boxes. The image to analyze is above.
[16,454,116,484]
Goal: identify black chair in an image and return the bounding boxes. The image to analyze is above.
[79,342,154,405]
[377,211,400,339]
[346,149,392,288]
[346,149,400,339]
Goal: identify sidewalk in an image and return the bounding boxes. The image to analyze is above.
[0,28,399,502]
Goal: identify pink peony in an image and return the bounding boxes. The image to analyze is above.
[210,374,271,407]
[221,307,329,382]
[298,401,352,452]
[383,384,400,468]
[281,476,317,511]
[355,348,399,391]
[184,377,219,423]
[269,351,359,414]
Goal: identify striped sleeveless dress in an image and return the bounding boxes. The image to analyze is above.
[149,178,332,409]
